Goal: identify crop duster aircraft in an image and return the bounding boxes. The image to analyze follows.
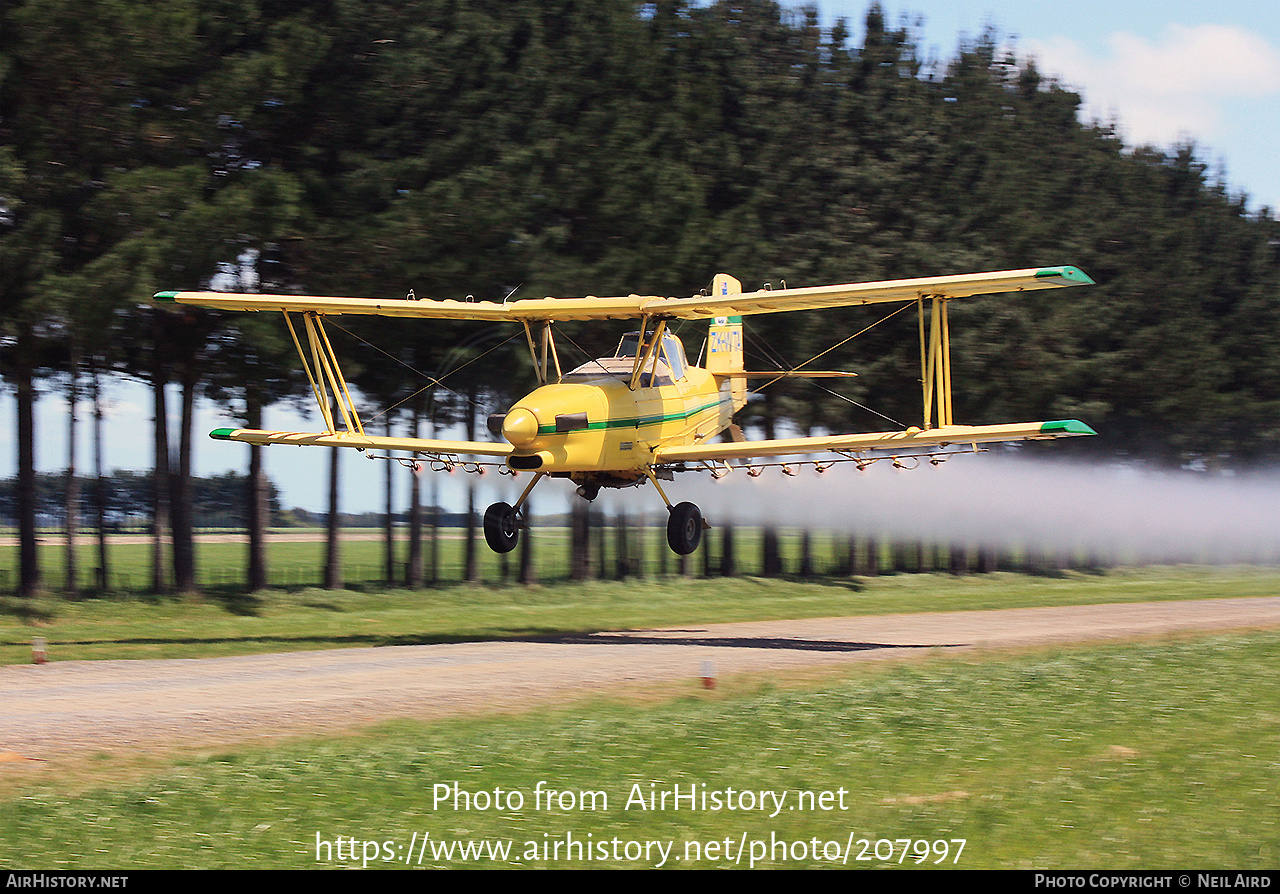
[155,265,1096,555]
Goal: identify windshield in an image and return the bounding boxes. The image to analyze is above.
[613,332,687,380]
[617,333,641,358]
[662,334,687,379]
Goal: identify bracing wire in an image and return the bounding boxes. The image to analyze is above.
[326,319,523,424]
[743,301,915,429]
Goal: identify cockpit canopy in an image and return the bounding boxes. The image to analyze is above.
[563,331,689,386]
[614,332,688,377]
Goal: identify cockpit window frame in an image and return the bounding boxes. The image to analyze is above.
[661,334,686,380]
[614,331,688,382]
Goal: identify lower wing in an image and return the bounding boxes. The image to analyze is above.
[210,427,514,457]
[652,420,1096,463]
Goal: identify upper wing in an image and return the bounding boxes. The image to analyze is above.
[210,427,513,457]
[154,290,658,322]
[652,420,1097,464]
[646,266,1094,319]
[154,266,1092,322]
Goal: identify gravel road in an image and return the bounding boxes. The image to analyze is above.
[4,596,1280,758]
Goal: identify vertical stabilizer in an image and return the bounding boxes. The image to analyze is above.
[706,274,747,412]
[706,275,744,375]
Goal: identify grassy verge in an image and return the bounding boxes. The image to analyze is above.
[2,631,1277,868]
[3,566,1280,664]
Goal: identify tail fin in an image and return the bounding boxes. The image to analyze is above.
[705,275,743,375]
[706,274,747,412]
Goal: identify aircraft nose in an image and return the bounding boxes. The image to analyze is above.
[502,408,539,446]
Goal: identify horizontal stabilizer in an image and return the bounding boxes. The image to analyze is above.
[725,370,858,378]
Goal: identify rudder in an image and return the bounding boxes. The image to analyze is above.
[706,274,747,412]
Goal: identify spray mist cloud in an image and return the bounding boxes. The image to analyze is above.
[668,454,1280,565]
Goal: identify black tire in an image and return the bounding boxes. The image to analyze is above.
[666,501,703,555]
[483,501,520,553]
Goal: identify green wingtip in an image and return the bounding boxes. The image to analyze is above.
[1034,266,1095,286]
[153,291,179,302]
[1040,419,1098,437]
[210,428,238,441]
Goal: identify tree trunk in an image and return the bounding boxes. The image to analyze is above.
[428,405,439,584]
[91,362,110,591]
[324,445,342,589]
[407,405,423,587]
[64,338,80,595]
[615,510,630,579]
[701,524,711,577]
[596,506,607,580]
[632,511,645,580]
[463,395,478,583]
[570,499,590,581]
[798,529,813,577]
[15,358,40,597]
[464,480,479,582]
[720,523,736,577]
[171,366,197,593]
[246,398,268,591]
[518,497,535,585]
[762,527,782,577]
[384,416,396,586]
[151,356,170,594]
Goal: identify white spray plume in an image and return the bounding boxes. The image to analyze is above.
[668,453,1280,565]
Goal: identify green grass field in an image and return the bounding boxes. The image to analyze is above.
[2,630,1278,869]
[2,529,550,592]
[3,564,1280,869]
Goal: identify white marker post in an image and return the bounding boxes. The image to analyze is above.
[700,659,715,689]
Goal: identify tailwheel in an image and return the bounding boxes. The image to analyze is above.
[666,501,703,555]
[483,501,521,553]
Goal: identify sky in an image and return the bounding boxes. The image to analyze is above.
[806,0,1280,211]
[6,0,1280,518]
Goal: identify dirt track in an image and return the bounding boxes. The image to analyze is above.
[3,596,1280,758]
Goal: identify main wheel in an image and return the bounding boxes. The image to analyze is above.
[483,501,520,553]
[666,501,703,555]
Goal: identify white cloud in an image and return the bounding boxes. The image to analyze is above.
[1025,23,1280,147]
[1112,24,1280,95]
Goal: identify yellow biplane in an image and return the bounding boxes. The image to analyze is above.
[155,265,1096,555]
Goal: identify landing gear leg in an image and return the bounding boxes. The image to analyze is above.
[482,472,545,554]
[643,467,706,555]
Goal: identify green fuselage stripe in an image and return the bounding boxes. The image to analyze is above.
[536,397,727,435]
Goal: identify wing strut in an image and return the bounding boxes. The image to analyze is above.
[630,318,668,391]
[523,320,563,385]
[284,311,365,437]
[918,295,953,429]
